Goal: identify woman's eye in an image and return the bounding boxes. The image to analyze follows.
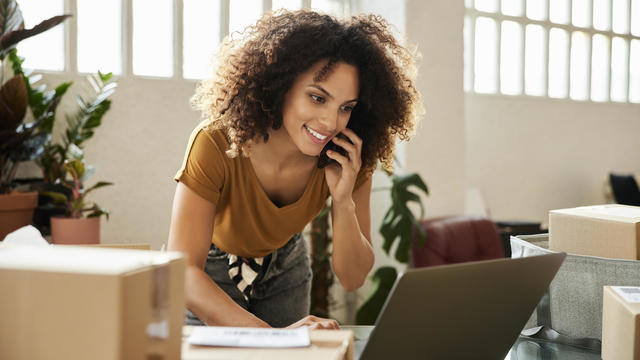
[341,105,354,112]
[310,94,325,103]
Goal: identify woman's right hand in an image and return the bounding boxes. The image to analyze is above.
[286,315,340,329]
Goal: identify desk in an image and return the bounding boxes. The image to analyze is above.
[343,326,600,360]
[181,325,600,360]
[182,326,353,359]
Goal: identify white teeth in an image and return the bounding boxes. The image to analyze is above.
[305,125,327,141]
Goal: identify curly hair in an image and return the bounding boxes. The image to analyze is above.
[190,9,423,174]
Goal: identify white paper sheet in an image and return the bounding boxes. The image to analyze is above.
[187,326,310,348]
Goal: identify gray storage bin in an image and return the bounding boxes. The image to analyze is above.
[511,233,640,340]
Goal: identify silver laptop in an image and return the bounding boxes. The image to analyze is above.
[351,252,566,360]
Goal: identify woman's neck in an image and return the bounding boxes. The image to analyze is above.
[250,128,316,170]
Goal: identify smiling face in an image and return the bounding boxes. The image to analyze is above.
[279,60,360,157]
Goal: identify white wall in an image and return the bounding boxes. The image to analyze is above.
[466,95,640,226]
[38,74,200,248]
[404,0,466,217]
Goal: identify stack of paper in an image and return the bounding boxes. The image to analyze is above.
[187,326,310,348]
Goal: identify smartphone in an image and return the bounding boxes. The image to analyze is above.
[317,103,367,168]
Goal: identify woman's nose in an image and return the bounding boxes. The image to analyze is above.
[317,109,339,132]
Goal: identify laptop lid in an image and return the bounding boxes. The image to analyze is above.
[359,252,566,360]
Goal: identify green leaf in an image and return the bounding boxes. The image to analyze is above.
[355,266,398,325]
[85,204,110,220]
[393,173,429,195]
[42,191,68,204]
[82,181,113,196]
[394,223,413,263]
[414,224,427,247]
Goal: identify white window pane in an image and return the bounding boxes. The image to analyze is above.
[591,34,610,102]
[526,0,547,21]
[525,24,546,96]
[474,17,498,93]
[611,37,629,101]
[570,32,590,100]
[572,0,592,27]
[501,0,523,16]
[548,28,569,98]
[630,40,640,102]
[500,21,523,95]
[593,0,611,30]
[77,0,121,74]
[273,0,303,11]
[465,0,473,8]
[632,0,640,36]
[133,0,173,77]
[464,16,472,92]
[183,0,221,80]
[476,0,499,13]
[16,0,64,71]
[613,0,630,34]
[230,0,263,38]
[550,0,570,24]
[311,0,346,16]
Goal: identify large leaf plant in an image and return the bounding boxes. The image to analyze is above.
[0,0,70,193]
[355,172,429,325]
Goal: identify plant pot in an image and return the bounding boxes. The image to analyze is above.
[50,216,100,245]
[0,191,38,241]
[25,179,69,236]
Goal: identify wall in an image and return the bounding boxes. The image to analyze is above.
[466,95,640,226]
[34,74,200,248]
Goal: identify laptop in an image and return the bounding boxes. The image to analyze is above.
[347,252,566,360]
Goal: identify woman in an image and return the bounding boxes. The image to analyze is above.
[168,9,422,329]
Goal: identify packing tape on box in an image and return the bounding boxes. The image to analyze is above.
[146,257,170,340]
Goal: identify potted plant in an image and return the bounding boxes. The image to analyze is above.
[0,0,70,240]
[306,162,429,323]
[42,144,112,244]
[355,172,429,325]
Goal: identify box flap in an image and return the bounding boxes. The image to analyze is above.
[551,205,640,224]
[0,245,183,275]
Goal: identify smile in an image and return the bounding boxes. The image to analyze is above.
[304,125,329,143]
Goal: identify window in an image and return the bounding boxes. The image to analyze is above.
[465,0,640,103]
[24,0,348,79]
[16,0,64,71]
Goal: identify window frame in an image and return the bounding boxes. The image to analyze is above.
[58,0,317,80]
[465,0,640,103]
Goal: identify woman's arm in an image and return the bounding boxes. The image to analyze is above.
[330,176,375,291]
[168,182,270,327]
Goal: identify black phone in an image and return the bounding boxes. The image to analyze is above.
[317,103,367,169]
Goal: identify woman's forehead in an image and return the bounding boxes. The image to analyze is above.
[298,60,360,99]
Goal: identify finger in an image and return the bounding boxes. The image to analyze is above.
[340,128,363,150]
[342,128,362,146]
[331,136,358,161]
[326,150,350,168]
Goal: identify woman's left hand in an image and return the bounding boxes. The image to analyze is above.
[324,128,362,203]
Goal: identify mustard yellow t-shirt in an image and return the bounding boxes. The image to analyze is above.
[174,123,369,258]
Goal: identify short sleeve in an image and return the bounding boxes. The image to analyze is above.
[174,127,227,205]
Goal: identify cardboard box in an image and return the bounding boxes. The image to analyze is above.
[181,326,354,360]
[0,245,186,360]
[72,243,152,250]
[549,204,640,259]
[602,286,640,359]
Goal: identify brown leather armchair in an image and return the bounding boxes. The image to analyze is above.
[411,216,504,268]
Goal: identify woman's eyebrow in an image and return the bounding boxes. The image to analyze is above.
[308,84,358,103]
